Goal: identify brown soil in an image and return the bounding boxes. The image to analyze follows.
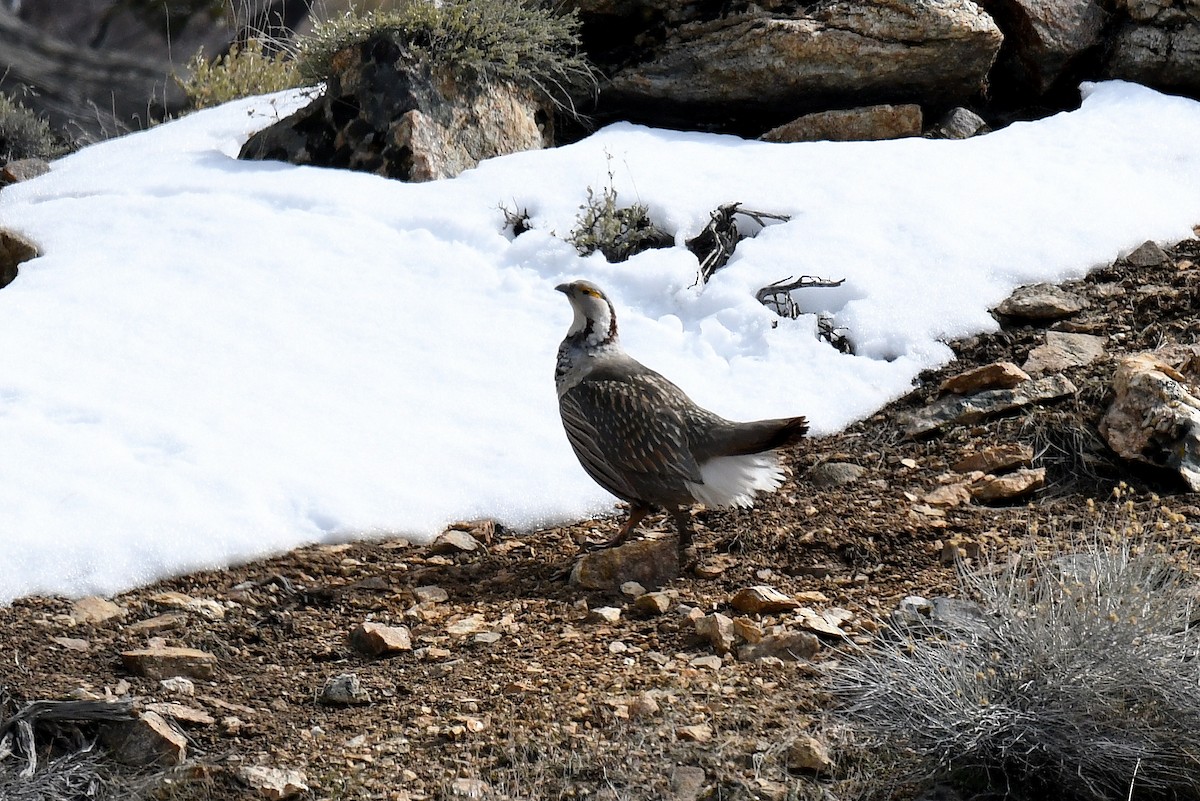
[2,238,1199,801]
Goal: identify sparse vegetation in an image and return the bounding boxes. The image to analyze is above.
[831,497,1200,801]
[176,39,305,110]
[296,0,595,108]
[0,94,65,162]
[569,163,672,262]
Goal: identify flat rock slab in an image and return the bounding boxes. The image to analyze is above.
[994,283,1087,320]
[902,374,1077,437]
[953,443,1034,474]
[940,361,1030,394]
[570,539,681,591]
[121,646,217,680]
[1022,331,1107,373]
[761,104,922,142]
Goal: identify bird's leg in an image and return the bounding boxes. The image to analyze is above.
[599,504,649,549]
[670,507,696,552]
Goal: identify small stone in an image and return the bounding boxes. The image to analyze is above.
[738,632,821,662]
[221,716,245,735]
[994,283,1086,320]
[630,692,660,718]
[121,646,217,680]
[159,677,195,696]
[634,592,672,616]
[787,734,834,772]
[71,596,126,625]
[926,107,989,139]
[670,765,707,800]
[676,723,714,743]
[952,443,1034,474]
[1022,331,1107,374]
[149,591,226,621]
[319,673,371,706]
[689,655,725,671]
[921,482,972,508]
[732,617,764,643]
[413,585,448,603]
[970,467,1046,502]
[806,461,866,487]
[51,636,90,652]
[798,609,847,638]
[102,711,187,766]
[588,606,622,624]
[430,529,481,555]
[446,613,489,636]
[350,621,413,656]
[730,586,801,614]
[620,581,646,598]
[450,777,490,797]
[939,361,1030,395]
[1125,240,1169,268]
[126,612,188,634]
[694,613,736,655]
[239,766,309,800]
[0,158,51,184]
[570,539,681,591]
[473,631,501,645]
[693,553,737,579]
[144,702,215,726]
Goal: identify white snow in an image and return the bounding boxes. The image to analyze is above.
[1,81,1199,604]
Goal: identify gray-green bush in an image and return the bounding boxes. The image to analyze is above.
[0,94,64,162]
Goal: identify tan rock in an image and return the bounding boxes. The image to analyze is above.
[787,734,834,772]
[939,361,1030,394]
[730,585,801,614]
[149,591,225,620]
[121,646,217,680]
[1022,331,1107,373]
[676,723,713,743]
[901,374,1076,437]
[430,528,482,554]
[126,612,189,634]
[738,631,821,661]
[732,617,764,644]
[630,692,661,718]
[694,612,736,655]
[921,482,973,507]
[51,636,90,652]
[350,621,413,656]
[71,596,126,625]
[570,539,681,591]
[761,104,922,143]
[953,443,1034,474]
[634,591,672,615]
[970,467,1046,502]
[144,702,215,726]
[239,766,309,800]
[413,585,449,603]
[102,711,187,766]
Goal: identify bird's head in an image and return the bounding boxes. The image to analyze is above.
[556,280,619,346]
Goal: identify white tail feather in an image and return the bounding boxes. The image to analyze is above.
[687,452,787,508]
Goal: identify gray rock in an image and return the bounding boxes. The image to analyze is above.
[319,672,371,706]
[102,711,187,767]
[1022,331,1107,373]
[807,462,867,487]
[925,106,990,139]
[1105,20,1200,94]
[994,283,1087,320]
[1125,239,1171,268]
[604,1,1002,117]
[979,0,1107,93]
[900,374,1077,437]
[241,34,551,182]
[1100,347,1200,490]
[760,104,922,142]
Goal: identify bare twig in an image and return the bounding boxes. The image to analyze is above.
[687,203,791,286]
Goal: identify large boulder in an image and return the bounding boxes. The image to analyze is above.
[240,34,553,181]
[1103,2,1200,94]
[593,1,1002,130]
[978,0,1108,94]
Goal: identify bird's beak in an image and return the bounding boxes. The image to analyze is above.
[555,282,571,295]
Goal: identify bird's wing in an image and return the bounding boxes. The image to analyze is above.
[559,373,705,498]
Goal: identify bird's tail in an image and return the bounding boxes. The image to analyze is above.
[705,416,809,457]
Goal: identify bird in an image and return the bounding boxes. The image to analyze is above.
[554,279,808,552]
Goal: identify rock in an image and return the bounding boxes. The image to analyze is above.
[239,766,309,800]
[737,631,821,661]
[689,654,725,671]
[51,636,89,651]
[630,692,661,718]
[149,591,225,620]
[806,461,867,487]
[570,538,680,590]
[1022,331,1107,373]
[159,677,195,696]
[1105,19,1200,95]
[939,361,1030,394]
[620,581,647,598]
[599,0,1001,124]
[70,596,125,625]
[760,104,922,142]
[319,672,371,706]
[970,467,1046,502]
[241,37,551,182]
[979,0,1106,93]
[730,586,801,614]
[1125,239,1171,268]
[926,106,990,138]
[634,591,672,615]
[786,734,834,772]
[953,443,1034,474]
[994,283,1087,320]
[732,617,765,643]
[102,711,187,766]
[0,227,39,290]
[144,702,215,726]
[350,621,413,656]
[450,778,491,798]
[694,613,736,655]
[922,482,973,507]
[126,612,188,634]
[414,585,449,603]
[693,553,737,578]
[901,374,1077,437]
[446,613,489,636]
[940,536,984,563]
[430,529,482,554]
[121,646,217,680]
[1100,348,1200,490]
[588,606,622,624]
[0,157,51,185]
[797,608,848,638]
[676,723,714,743]
[670,765,707,800]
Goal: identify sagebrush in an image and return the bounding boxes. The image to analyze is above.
[0,94,64,162]
[176,39,305,110]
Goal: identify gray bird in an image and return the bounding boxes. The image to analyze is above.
[555,280,808,550]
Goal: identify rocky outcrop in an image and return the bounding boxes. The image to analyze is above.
[979,0,1108,94]
[595,1,1003,130]
[240,34,552,181]
[1104,1,1200,92]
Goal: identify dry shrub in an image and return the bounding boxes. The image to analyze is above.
[177,39,305,110]
[831,498,1200,800]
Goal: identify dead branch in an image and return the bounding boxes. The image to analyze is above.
[687,203,791,286]
[756,275,853,353]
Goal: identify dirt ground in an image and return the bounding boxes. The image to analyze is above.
[2,236,1199,801]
